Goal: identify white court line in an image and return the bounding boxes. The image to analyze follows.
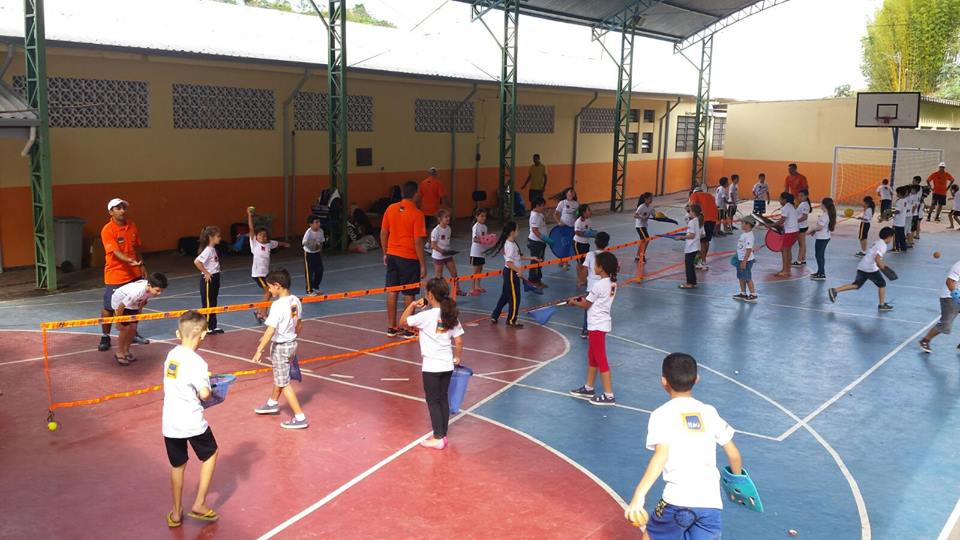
[466,411,628,507]
[477,365,539,376]
[380,377,409,382]
[938,497,960,540]
[779,316,938,440]
[0,347,101,367]
[329,374,354,379]
[256,319,572,539]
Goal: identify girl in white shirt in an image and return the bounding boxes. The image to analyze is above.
[400,278,465,450]
[574,205,594,288]
[856,196,875,256]
[430,209,466,296]
[808,198,837,281]
[634,192,653,262]
[469,208,489,296]
[794,189,811,267]
[568,251,619,406]
[194,226,224,335]
[487,222,541,328]
[774,192,800,278]
[680,205,703,289]
[554,188,579,270]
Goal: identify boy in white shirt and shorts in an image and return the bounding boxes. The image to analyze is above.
[919,258,960,352]
[829,227,895,311]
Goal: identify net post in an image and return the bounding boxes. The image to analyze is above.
[890,127,899,188]
[830,145,838,201]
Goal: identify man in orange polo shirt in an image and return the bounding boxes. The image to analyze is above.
[98,198,147,351]
[420,167,449,233]
[785,163,809,200]
[381,181,427,338]
[688,186,718,270]
[926,162,954,222]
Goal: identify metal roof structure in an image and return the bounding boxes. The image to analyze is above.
[0,82,36,128]
[458,0,790,51]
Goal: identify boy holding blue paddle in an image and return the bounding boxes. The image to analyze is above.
[626,353,749,538]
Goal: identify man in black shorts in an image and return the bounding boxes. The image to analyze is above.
[380,181,427,338]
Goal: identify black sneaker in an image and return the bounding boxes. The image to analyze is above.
[878,303,894,311]
[744,295,758,303]
[386,327,400,337]
[132,333,151,345]
[98,335,111,351]
[569,386,594,399]
[506,322,524,329]
[580,329,588,339]
[810,274,826,281]
[855,251,866,257]
[732,294,747,301]
[589,393,616,406]
[919,340,932,353]
[254,312,265,325]
[828,288,838,303]
[490,318,498,325]
[208,329,225,335]
[791,261,805,267]
[401,329,417,338]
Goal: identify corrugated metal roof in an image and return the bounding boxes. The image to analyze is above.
[0,80,37,127]
[0,0,697,97]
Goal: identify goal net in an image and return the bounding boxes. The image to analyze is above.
[832,146,944,207]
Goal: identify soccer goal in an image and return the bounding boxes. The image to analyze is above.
[831,145,945,206]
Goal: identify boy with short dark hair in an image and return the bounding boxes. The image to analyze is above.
[110,272,167,366]
[752,173,770,216]
[252,269,308,429]
[163,310,218,527]
[876,178,892,215]
[248,206,291,322]
[526,197,548,290]
[302,214,325,296]
[734,216,757,302]
[625,353,742,538]
[829,226,895,311]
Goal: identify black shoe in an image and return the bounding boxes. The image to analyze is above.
[506,322,524,329]
[132,333,150,345]
[828,288,838,303]
[810,274,826,281]
[386,327,400,337]
[401,329,417,338]
[490,318,498,325]
[744,295,758,303]
[919,340,932,353]
[98,335,111,351]
[878,303,894,311]
[208,328,225,335]
[569,386,594,399]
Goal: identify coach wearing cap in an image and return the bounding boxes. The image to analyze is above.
[926,162,954,222]
[97,198,148,352]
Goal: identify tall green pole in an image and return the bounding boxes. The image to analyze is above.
[690,34,713,190]
[498,0,518,223]
[328,0,348,250]
[610,8,638,212]
[24,0,56,290]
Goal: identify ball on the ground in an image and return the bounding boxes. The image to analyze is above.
[788,530,799,537]
[843,208,854,218]
[934,251,942,259]
[47,421,59,431]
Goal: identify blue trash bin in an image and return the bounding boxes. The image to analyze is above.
[448,365,473,414]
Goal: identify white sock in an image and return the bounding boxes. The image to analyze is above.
[294,413,306,421]
[584,385,594,391]
[604,392,615,399]
[267,399,278,406]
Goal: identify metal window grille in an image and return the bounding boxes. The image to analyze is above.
[293,91,373,132]
[711,117,726,151]
[414,98,474,133]
[676,115,696,152]
[13,76,149,128]
[579,107,616,133]
[172,83,274,130]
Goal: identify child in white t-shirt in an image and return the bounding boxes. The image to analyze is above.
[877,179,893,215]
[680,205,702,290]
[488,221,541,328]
[248,207,291,322]
[714,178,728,236]
[774,192,800,277]
[829,227,895,311]
[634,192,654,262]
[574,205,595,287]
[625,353,743,537]
[569,251,619,406]
[526,197,549,291]
[856,197,875,256]
[469,208,488,296]
[891,187,910,252]
[162,310,219,527]
[808,198,836,281]
[733,217,757,302]
[400,278,465,450]
[919,258,960,352]
[252,269,308,429]
[430,209,466,296]
[111,272,167,365]
[554,188,579,271]
[949,184,960,230]
[580,232,611,338]
[794,189,811,267]
[194,226,224,334]
[302,215,325,296]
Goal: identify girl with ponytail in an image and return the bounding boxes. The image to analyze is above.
[400,278,464,450]
[568,251,620,406]
[487,222,541,328]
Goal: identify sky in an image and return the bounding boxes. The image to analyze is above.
[348,0,884,101]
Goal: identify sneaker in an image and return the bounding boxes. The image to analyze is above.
[386,327,400,337]
[401,329,417,338]
[878,303,894,311]
[855,251,866,257]
[420,437,447,450]
[208,329,225,335]
[919,340,932,353]
[732,294,747,301]
[490,318,498,325]
[744,295,758,303]
[506,322,524,329]
[280,417,309,429]
[132,333,151,345]
[580,328,588,339]
[791,261,804,267]
[589,393,616,406]
[98,335,111,352]
[695,264,709,271]
[828,288,838,303]
[254,402,280,415]
[569,386,595,398]
[810,274,826,281]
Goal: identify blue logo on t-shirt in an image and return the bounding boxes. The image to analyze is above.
[683,413,703,432]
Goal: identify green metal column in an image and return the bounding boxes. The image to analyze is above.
[498,0,518,223]
[690,33,713,190]
[23,0,56,290]
[610,8,639,212]
[327,0,348,250]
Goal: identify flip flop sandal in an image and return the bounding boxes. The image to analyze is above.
[166,511,182,528]
[188,509,219,522]
[115,354,130,366]
[125,353,137,363]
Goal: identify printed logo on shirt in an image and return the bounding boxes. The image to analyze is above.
[290,305,299,320]
[610,283,617,298]
[166,361,179,379]
[682,413,704,432]
[117,236,126,245]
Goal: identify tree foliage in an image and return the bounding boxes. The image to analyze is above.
[833,84,853,97]
[211,0,396,27]
[861,0,960,93]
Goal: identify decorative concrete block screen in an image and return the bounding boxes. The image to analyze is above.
[414,98,474,133]
[579,107,616,133]
[172,83,274,130]
[517,104,554,133]
[13,76,149,128]
[293,92,374,132]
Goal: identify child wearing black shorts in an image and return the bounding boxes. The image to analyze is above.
[469,208,488,296]
[856,196,874,256]
[162,311,219,527]
[829,227,895,311]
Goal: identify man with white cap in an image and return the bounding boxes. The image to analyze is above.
[927,162,954,222]
[98,198,148,351]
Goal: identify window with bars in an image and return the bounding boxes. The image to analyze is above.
[643,109,655,123]
[293,91,374,132]
[627,132,639,154]
[414,98,474,132]
[629,109,639,122]
[517,104,555,133]
[641,132,654,154]
[172,83,274,130]
[13,76,149,128]
[675,116,696,152]
[579,107,615,133]
[711,117,727,151]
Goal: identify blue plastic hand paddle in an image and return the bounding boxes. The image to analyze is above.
[720,466,764,513]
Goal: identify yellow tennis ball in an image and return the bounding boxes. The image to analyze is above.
[629,508,649,528]
[843,208,854,218]
[47,421,59,431]
[247,206,256,213]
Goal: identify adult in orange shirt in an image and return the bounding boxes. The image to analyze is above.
[98,198,147,352]
[381,181,427,338]
[688,187,718,269]
[926,162,954,222]
[419,167,450,233]
[785,163,809,200]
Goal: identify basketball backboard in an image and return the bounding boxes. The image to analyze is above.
[856,92,921,128]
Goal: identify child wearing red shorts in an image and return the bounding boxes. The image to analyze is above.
[774,191,800,277]
[568,251,619,406]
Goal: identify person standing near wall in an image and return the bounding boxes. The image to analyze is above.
[927,162,955,222]
[420,167,449,234]
[785,163,809,201]
[520,154,548,208]
[381,181,427,338]
[98,198,149,351]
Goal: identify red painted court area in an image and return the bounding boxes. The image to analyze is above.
[0,312,632,539]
